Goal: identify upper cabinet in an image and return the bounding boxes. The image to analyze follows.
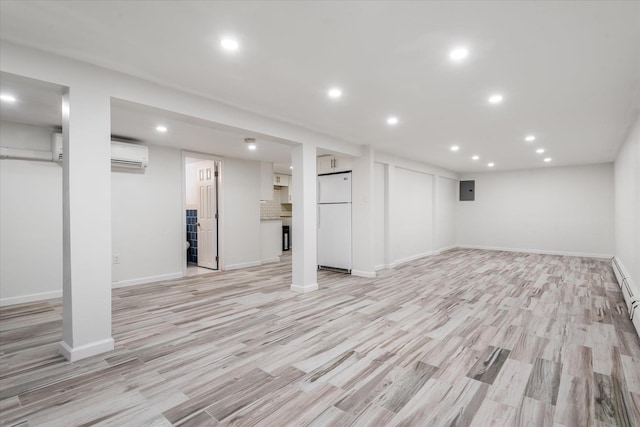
[260,162,274,201]
[273,173,290,187]
[317,155,352,174]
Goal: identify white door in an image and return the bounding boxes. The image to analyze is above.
[318,172,352,203]
[317,203,352,270]
[197,161,218,269]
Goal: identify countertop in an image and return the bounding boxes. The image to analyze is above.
[260,218,283,221]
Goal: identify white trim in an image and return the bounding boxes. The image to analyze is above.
[225,260,262,271]
[434,245,458,255]
[374,264,388,271]
[290,283,319,293]
[456,244,613,259]
[0,290,62,307]
[261,257,281,265]
[111,272,183,289]
[351,270,376,278]
[393,251,435,267]
[59,337,114,362]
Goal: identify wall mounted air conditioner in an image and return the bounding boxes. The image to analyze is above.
[52,133,63,161]
[111,141,148,169]
[51,133,148,169]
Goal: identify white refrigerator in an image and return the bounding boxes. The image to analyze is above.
[317,172,352,272]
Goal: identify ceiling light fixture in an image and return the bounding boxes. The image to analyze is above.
[245,137,257,151]
[220,38,239,51]
[290,166,293,169]
[328,88,342,99]
[387,116,398,126]
[472,155,479,160]
[544,157,552,162]
[525,135,536,142]
[449,47,469,61]
[155,125,167,133]
[450,145,460,152]
[488,94,503,104]
[536,148,545,154]
[0,94,16,103]
[488,162,495,167]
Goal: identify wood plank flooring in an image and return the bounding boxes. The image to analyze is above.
[1,249,639,426]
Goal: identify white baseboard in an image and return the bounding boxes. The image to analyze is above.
[112,272,183,289]
[261,257,281,265]
[225,260,262,271]
[456,244,613,259]
[351,270,376,278]
[434,245,458,254]
[59,337,114,362]
[0,290,63,307]
[290,282,319,293]
[393,251,435,267]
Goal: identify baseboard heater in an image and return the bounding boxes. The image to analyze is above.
[612,257,640,335]
[318,265,351,274]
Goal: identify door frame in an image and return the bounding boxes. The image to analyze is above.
[181,150,224,276]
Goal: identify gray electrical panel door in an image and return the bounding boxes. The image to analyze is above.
[460,180,475,201]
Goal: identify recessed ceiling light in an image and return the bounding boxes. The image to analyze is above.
[536,148,545,154]
[488,94,503,104]
[387,116,398,126]
[544,157,552,162]
[449,47,469,61]
[156,125,167,133]
[472,155,479,160]
[220,38,239,51]
[289,166,293,170]
[245,137,257,151]
[0,94,16,103]
[450,145,460,151]
[488,162,495,167]
[525,135,536,142]
[328,88,342,99]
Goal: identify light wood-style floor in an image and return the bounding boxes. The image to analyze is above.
[1,249,639,426]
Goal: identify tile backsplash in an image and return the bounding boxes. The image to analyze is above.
[186,209,198,263]
[261,187,291,219]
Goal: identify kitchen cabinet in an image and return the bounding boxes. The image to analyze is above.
[260,219,282,264]
[280,184,292,204]
[273,174,289,186]
[260,162,274,201]
[317,155,352,174]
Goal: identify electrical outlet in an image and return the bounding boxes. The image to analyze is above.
[113,254,120,264]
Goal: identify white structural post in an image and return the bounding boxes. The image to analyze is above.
[351,146,376,277]
[291,143,318,293]
[59,87,114,361]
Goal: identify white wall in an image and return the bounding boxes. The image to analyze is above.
[436,176,457,251]
[111,144,183,286]
[222,158,261,270]
[392,167,434,263]
[457,163,615,257]
[0,122,62,305]
[614,114,640,291]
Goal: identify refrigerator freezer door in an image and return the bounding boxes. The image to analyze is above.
[318,172,352,204]
[317,203,352,271]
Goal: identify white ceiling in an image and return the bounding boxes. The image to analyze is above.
[1,1,639,173]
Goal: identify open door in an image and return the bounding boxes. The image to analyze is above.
[197,161,219,269]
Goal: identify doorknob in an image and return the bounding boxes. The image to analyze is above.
[196,222,200,227]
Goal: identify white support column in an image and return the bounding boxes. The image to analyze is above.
[59,86,114,362]
[432,175,440,254]
[352,146,376,278]
[385,163,395,268]
[291,143,318,293]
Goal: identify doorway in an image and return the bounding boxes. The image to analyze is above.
[184,155,221,275]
